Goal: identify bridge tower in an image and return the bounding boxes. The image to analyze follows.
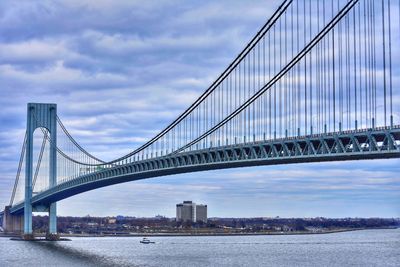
[24,103,57,239]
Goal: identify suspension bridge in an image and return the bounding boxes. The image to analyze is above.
[1,0,400,239]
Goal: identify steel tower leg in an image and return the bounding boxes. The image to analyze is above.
[24,105,34,238]
[24,103,58,240]
[48,105,57,236]
[49,203,57,234]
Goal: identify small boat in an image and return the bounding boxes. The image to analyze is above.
[140,237,155,244]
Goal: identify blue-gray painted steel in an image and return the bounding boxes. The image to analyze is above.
[10,126,400,215]
[24,103,57,234]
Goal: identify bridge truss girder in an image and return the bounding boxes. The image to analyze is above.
[10,126,400,214]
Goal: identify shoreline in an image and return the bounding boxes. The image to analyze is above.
[1,227,396,238]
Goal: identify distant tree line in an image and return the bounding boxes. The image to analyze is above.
[31,216,399,234]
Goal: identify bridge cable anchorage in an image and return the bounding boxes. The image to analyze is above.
[10,131,27,206]
[171,0,360,155]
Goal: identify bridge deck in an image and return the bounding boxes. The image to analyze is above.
[10,126,400,214]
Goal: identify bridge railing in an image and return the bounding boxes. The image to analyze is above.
[8,0,400,207]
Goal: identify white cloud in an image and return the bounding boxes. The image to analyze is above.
[0,0,399,218]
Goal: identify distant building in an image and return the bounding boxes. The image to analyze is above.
[176,201,207,223]
[176,201,195,222]
[107,218,116,224]
[116,215,125,221]
[87,222,99,227]
[196,204,207,223]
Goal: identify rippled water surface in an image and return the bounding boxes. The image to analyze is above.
[0,229,399,266]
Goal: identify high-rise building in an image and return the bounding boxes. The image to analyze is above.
[176,201,207,223]
[176,201,195,222]
[196,204,207,223]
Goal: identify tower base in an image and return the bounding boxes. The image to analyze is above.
[45,233,60,241]
[2,206,23,234]
[22,234,35,241]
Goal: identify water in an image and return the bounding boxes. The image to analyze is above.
[0,229,399,266]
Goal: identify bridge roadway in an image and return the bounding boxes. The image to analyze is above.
[10,126,400,214]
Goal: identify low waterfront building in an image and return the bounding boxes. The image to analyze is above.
[107,218,116,224]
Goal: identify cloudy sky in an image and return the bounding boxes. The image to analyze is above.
[0,0,399,218]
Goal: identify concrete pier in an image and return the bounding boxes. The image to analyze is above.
[2,206,23,234]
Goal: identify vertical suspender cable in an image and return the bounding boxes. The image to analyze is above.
[372,0,377,124]
[358,2,362,128]
[353,4,358,129]
[332,0,336,132]
[382,0,387,126]
[309,0,313,134]
[304,0,307,135]
[388,0,393,127]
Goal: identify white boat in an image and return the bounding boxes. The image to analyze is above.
[140,237,155,244]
